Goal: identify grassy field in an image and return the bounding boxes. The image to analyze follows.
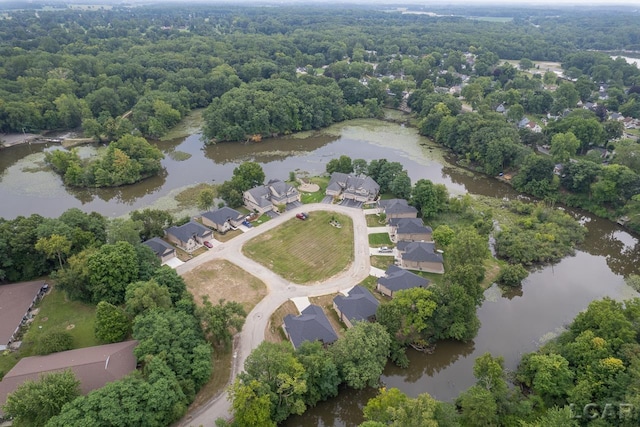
[182,259,267,312]
[368,233,392,246]
[243,211,354,284]
[0,287,98,379]
[370,255,394,270]
[174,182,218,210]
[366,214,386,227]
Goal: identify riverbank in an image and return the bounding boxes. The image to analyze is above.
[0,133,43,148]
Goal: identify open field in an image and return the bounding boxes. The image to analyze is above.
[243,212,354,284]
[0,287,98,379]
[182,259,267,312]
[368,233,392,246]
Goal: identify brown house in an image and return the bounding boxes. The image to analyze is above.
[378,199,418,220]
[142,237,176,264]
[201,207,244,233]
[0,281,48,351]
[0,340,138,417]
[243,179,300,214]
[390,218,433,242]
[165,221,213,252]
[397,241,444,274]
[376,265,431,298]
[333,286,379,328]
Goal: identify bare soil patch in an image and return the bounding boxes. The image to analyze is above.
[182,259,267,312]
[265,300,298,343]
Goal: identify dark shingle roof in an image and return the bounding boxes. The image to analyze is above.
[245,185,272,207]
[0,281,44,346]
[398,241,443,263]
[283,305,338,349]
[377,265,430,293]
[391,218,432,235]
[165,221,211,243]
[379,199,418,216]
[201,207,243,226]
[333,285,379,324]
[142,237,175,257]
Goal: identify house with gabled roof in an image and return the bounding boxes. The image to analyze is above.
[201,207,243,233]
[396,241,444,273]
[376,265,431,298]
[389,217,433,242]
[0,340,138,417]
[283,305,338,349]
[333,286,379,328]
[325,172,380,203]
[142,237,176,264]
[378,198,418,220]
[243,179,300,214]
[165,221,212,252]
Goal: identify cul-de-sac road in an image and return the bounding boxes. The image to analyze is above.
[176,203,374,427]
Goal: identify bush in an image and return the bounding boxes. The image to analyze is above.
[497,264,529,287]
[35,330,74,355]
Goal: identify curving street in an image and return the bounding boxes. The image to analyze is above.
[177,204,372,427]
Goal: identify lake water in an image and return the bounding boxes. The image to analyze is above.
[1,119,637,426]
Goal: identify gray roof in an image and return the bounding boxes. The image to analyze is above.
[142,237,175,258]
[377,265,430,293]
[378,199,418,216]
[165,221,211,243]
[0,340,138,417]
[333,285,379,324]
[245,185,272,207]
[283,305,338,349]
[398,241,443,263]
[0,281,45,346]
[391,218,433,235]
[201,207,243,227]
[327,172,380,197]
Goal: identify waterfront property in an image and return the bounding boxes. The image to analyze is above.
[389,217,433,242]
[325,172,380,203]
[377,198,418,220]
[333,285,379,328]
[376,265,431,298]
[165,221,213,252]
[142,237,177,264]
[396,241,444,273]
[200,207,244,233]
[0,340,138,417]
[243,179,300,214]
[0,281,48,351]
[282,305,338,349]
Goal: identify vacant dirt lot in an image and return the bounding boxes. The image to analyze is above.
[182,259,267,311]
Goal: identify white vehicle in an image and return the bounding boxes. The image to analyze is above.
[378,246,393,253]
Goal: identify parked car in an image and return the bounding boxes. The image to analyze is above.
[378,246,393,253]
[203,241,213,248]
[242,220,253,228]
[296,213,307,220]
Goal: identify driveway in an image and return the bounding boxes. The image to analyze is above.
[178,204,371,427]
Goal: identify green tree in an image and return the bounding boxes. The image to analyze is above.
[331,322,391,389]
[87,241,139,305]
[457,385,498,427]
[411,179,449,219]
[125,280,172,317]
[496,263,529,286]
[550,132,580,163]
[432,224,455,247]
[198,188,215,211]
[106,218,143,245]
[35,330,74,355]
[152,265,188,304]
[35,234,72,269]
[362,388,450,427]
[512,155,556,198]
[240,341,307,422]
[228,379,275,427]
[376,287,437,347]
[326,155,354,174]
[517,353,574,406]
[95,301,131,343]
[446,227,490,270]
[3,370,80,427]
[197,297,246,351]
[389,171,412,200]
[130,209,174,241]
[232,161,265,192]
[295,341,340,407]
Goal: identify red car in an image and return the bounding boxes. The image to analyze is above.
[203,241,213,248]
[296,212,307,220]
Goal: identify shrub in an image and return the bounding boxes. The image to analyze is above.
[35,330,73,355]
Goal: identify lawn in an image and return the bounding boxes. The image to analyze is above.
[182,259,267,312]
[1,287,98,379]
[370,255,395,271]
[299,176,330,204]
[368,233,392,246]
[366,214,386,227]
[243,211,354,284]
[266,300,298,343]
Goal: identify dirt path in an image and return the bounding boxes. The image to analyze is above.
[178,204,370,426]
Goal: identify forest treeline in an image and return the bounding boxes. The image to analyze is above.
[1,4,639,138]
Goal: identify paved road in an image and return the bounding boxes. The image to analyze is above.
[177,204,371,427]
